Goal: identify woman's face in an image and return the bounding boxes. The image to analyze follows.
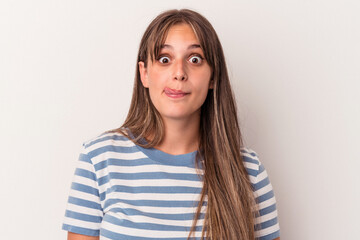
[139,23,212,122]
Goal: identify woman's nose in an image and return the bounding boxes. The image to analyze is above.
[173,60,188,81]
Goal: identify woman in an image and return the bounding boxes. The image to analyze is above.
[63,9,280,240]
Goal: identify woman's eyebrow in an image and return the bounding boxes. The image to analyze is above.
[160,44,202,50]
[188,44,201,49]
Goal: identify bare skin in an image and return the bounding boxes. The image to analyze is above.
[67,232,99,240]
[149,112,201,155]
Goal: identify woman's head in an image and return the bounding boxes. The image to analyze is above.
[124,9,232,145]
[138,23,212,122]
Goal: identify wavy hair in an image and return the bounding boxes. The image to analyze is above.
[108,9,258,240]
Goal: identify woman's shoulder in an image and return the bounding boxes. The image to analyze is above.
[240,147,263,180]
[240,147,259,159]
[80,129,135,154]
[240,147,260,166]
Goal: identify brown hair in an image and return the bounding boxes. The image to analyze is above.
[108,9,258,239]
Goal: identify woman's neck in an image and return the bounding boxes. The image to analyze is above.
[154,115,200,155]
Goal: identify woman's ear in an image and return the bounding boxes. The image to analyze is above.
[138,61,149,88]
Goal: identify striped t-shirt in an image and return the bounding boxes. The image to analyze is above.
[62,132,280,239]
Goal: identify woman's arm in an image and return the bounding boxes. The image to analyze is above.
[68,232,99,240]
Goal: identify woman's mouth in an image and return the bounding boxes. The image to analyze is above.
[164,87,189,98]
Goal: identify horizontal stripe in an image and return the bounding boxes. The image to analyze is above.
[246,168,258,177]
[92,151,148,165]
[107,184,201,194]
[65,210,102,223]
[103,212,203,231]
[255,182,273,197]
[79,153,91,164]
[243,161,259,171]
[259,203,277,216]
[68,188,101,203]
[68,196,102,210]
[84,133,130,148]
[109,207,205,221]
[240,148,257,157]
[75,168,97,181]
[104,198,207,209]
[258,229,280,240]
[107,210,204,227]
[101,192,204,203]
[256,168,270,182]
[94,155,200,169]
[71,182,99,197]
[101,218,204,239]
[96,163,204,175]
[104,201,207,214]
[258,197,277,210]
[257,189,275,203]
[101,228,202,240]
[74,159,95,173]
[256,224,280,239]
[255,210,278,223]
[242,154,259,164]
[89,145,140,159]
[98,172,202,186]
[66,202,103,216]
[63,216,100,231]
[62,223,99,236]
[86,137,135,152]
[96,178,203,189]
[255,216,278,231]
[253,177,270,191]
[70,176,99,192]
[95,157,157,170]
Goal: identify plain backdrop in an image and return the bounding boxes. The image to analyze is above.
[1,0,359,239]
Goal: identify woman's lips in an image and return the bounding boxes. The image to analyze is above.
[164,87,189,98]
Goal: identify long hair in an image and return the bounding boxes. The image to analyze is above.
[108,9,258,240]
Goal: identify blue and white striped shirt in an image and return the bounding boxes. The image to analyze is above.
[62,132,280,239]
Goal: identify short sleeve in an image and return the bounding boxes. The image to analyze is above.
[62,143,103,236]
[242,149,280,240]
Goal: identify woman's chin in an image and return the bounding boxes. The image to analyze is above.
[160,110,200,122]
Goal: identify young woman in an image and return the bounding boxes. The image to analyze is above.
[63,9,280,240]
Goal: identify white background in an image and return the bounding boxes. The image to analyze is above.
[1,0,359,239]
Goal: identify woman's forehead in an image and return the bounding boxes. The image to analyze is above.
[150,23,202,55]
[163,24,199,45]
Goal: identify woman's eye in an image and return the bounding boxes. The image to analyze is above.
[158,56,170,64]
[189,55,203,64]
